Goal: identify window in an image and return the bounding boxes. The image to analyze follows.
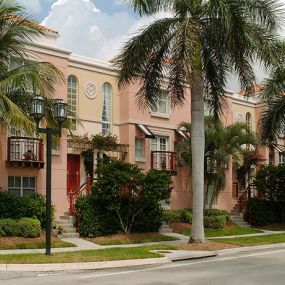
[135,139,145,160]
[102,83,112,135]
[151,136,169,170]
[8,176,36,197]
[151,90,169,116]
[246,112,252,132]
[279,152,285,165]
[151,136,168,151]
[269,153,274,165]
[67,75,78,130]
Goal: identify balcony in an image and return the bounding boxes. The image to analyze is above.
[6,137,44,168]
[151,151,177,176]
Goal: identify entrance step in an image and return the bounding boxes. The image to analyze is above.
[160,224,173,234]
[230,215,251,228]
[56,213,78,239]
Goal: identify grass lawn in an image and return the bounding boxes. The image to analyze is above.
[86,233,179,245]
[212,233,285,246]
[0,232,76,250]
[0,244,177,264]
[170,222,261,238]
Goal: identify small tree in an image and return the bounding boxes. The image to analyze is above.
[256,165,285,203]
[92,160,171,234]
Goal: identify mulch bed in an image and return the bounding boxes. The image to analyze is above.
[86,232,172,244]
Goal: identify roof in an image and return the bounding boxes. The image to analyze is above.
[238,84,264,96]
[6,14,58,35]
[34,22,58,35]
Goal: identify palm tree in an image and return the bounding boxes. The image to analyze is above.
[177,117,257,212]
[114,0,282,242]
[0,0,63,132]
[260,41,285,144]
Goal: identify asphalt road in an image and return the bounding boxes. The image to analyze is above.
[1,248,285,285]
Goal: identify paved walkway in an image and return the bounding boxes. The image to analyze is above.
[0,230,285,255]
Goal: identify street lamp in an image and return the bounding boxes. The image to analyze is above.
[31,95,67,255]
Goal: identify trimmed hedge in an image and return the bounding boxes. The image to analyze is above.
[204,215,227,229]
[163,210,192,224]
[0,218,41,237]
[244,198,281,226]
[0,219,20,236]
[0,192,53,228]
[18,218,41,237]
[163,209,229,228]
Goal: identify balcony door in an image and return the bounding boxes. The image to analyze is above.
[67,154,80,194]
[151,136,169,170]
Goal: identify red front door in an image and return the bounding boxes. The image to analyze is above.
[67,154,80,193]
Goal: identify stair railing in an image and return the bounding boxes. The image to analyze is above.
[69,175,92,216]
[238,186,251,213]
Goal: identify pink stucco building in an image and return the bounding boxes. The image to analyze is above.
[1,24,284,219]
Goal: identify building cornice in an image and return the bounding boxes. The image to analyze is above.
[69,54,118,76]
[28,42,72,59]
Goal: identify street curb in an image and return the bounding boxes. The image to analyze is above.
[217,242,285,255]
[0,257,170,272]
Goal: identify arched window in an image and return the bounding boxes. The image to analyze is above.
[102,83,112,135]
[67,75,78,130]
[246,112,252,132]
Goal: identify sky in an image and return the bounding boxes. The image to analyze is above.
[18,0,285,91]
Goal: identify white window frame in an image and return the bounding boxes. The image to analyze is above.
[135,138,145,161]
[67,75,78,131]
[8,176,36,197]
[102,83,112,135]
[279,152,285,165]
[151,90,170,118]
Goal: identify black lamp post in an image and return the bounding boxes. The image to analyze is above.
[31,95,67,255]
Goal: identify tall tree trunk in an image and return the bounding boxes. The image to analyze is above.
[189,71,205,243]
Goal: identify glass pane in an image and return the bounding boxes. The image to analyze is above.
[158,100,167,114]
[23,177,29,187]
[15,176,21,187]
[30,177,35,188]
[23,189,35,197]
[8,176,14,187]
[8,188,21,197]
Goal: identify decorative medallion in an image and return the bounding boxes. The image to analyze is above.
[84,83,97,99]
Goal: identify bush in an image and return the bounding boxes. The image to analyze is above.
[204,215,226,229]
[206,209,230,221]
[244,198,280,226]
[18,218,41,237]
[162,210,192,224]
[0,224,5,237]
[0,192,53,228]
[0,218,20,236]
[76,160,171,236]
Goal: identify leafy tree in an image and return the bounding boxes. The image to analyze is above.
[114,0,282,242]
[0,0,64,132]
[260,41,285,144]
[92,160,171,234]
[177,117,257,212]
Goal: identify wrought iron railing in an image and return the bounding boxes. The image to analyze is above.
[151,151,177,174]
[7,136,44,162]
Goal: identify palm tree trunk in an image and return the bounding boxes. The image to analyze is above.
[189,71,205,243]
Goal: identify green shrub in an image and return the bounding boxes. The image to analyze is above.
[0,224,5,237]
[75,196,119,237]
[204,215,226,229]
[76,160,171,236]
[162,210,192,224]
[207,209,230,221]
[244,198,280,226]
[0,218,20,236]
[0,192,53,228]
[18,218,41,237]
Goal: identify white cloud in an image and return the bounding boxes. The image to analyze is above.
[42,0,170,61]
[18,0,42,14]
